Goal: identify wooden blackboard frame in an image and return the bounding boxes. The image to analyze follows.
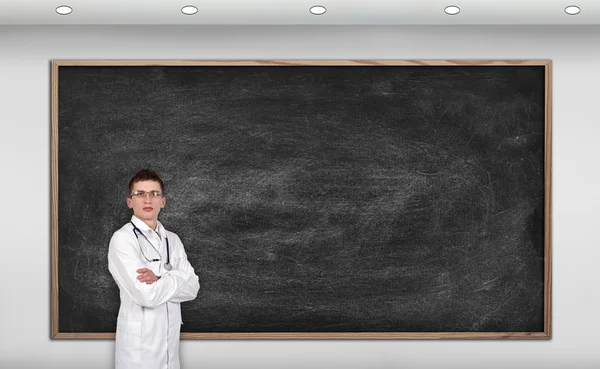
[51,59,552,340]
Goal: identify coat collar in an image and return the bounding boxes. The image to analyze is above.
[130,215,167,239]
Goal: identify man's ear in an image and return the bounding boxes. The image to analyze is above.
[161,197,166,208]
[127,197,133,209]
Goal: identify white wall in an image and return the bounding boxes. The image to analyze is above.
[1,25,598,369]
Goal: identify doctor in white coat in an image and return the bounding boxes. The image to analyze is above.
[108,169,200,369]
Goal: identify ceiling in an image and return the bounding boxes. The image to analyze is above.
[1,0,598,25]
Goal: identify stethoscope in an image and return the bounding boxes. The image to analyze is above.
[131,222,172,271]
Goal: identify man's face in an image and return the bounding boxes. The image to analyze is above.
[126,180,166,224]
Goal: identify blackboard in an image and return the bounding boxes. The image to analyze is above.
[51,60,552,339]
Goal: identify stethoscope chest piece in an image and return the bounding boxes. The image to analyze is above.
[164,263,173,271]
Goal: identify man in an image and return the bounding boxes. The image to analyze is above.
[108,169,200,369]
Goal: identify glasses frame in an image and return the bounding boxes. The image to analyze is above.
[129,190,164,199]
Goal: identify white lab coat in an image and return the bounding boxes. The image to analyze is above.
[108,215,200,369]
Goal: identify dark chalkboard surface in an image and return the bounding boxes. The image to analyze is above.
[51,60,552,339]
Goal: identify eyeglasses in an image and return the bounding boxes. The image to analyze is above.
[129,190,164,199]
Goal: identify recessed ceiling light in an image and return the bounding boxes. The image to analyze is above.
[55,5,72,15]
[444,5,460,15]
[565,5,581,15]
[181,5,198,15]
[310,6,327,15]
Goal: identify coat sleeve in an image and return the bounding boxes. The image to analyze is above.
[162,235,200,304]
[107,230,195,308]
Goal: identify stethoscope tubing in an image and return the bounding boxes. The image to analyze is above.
[131,222,170,268]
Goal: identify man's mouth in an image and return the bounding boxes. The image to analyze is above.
[143,207,153,211]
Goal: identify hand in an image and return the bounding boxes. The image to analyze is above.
[136,268,159,284]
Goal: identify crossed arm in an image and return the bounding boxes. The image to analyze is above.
[108,231,200,307]
[136,267,199,304]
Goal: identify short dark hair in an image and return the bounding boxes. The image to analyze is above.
[128,169,165,195]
